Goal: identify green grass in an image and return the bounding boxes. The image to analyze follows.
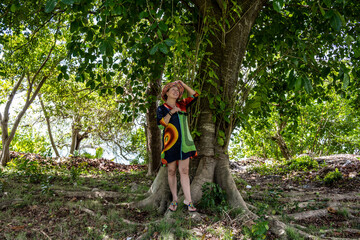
[285,227,305,240]
[250,155,321,176]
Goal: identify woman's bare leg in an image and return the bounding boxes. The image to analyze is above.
[167,161,178,210]
[179,158,196,211]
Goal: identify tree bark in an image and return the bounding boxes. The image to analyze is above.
[137,0,267,212]
[70,120,79,155]
[271,132,292,160]
[39,95,60,157]
[145,77,162,176]
[145,59,165,176]
[70,118,90,155]
[271,118,292,160]
[1,75,48,166]
[0,40,56,166]
[1,74,25,166]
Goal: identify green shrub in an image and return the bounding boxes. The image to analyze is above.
[198,182,228,213]
[242,218,269,240]
[7,157,44,183]
[41,176,54,195]
[323,168,342,185]
[10,130,51,157]
[250,156,319,176]
[70,166,81,182]
[287,155,319,171]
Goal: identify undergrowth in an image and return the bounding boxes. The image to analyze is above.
[198,182,229,214]
[323,168,343,185]
[250,155,321,176]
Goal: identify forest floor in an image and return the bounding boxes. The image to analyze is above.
[0,152,359,239]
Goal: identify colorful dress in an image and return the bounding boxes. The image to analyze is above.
[156,92,199,166]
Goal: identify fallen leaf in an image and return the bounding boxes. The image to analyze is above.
[327,207,337,214]
[11,225,25,231]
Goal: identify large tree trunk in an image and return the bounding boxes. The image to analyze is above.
[145,73,162,176]
[136,0,267,213]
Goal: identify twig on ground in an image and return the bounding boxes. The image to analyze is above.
[40,230,52,240]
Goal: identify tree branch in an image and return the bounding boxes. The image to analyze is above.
[3,72,26,122]
[12,11,61,53]
[39,95,60,157]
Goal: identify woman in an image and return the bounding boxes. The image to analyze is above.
[156,80,199,212]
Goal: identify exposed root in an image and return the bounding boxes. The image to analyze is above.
[134,167,170,213]
[289,208,330,220]
[67,202,167,227]
[0,198,23,210]
[278,191,360,203]
[54,189,139,199]
[288,206,358,221]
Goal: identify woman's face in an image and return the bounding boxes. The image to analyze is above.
[166,86,180,99]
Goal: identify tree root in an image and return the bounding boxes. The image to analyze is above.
[54,189,140,199]
[278,191,360,203]
[67,202,168,227]
[289,208,330,220]
[0,198,23,210]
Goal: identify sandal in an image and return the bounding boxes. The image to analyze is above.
[168,200,178,212]
[184,201,197,212]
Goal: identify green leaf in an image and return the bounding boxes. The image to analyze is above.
[330,13,342,32]
[303,77,313,93]
[86,80,95,89]
[345,35,355,45]
[217,137,224,146]
[158,21,168,32]
[149,44,158,55]
[219,130,225,138]
[10,4,17,12]
[61,65,67,74]
[57,73,63,81]
[343,73,350,90]
[323,0,331,8]
[324,9,334,19]
[60,0,74,4]
[294,78,302,91]
[248,101,261,109]
[164,39,176,47]
[141,37,151,43]
[220,101,225,110]
[354,48,360,58]
[159,43,168,54]
[45,0,57,13]
[116,86,124,95]
[287,70,296,89]
[273,0,284,12]
[139,11,149,18]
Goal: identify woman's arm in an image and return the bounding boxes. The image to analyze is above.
[163,107,181,125]
[177,80,196,96]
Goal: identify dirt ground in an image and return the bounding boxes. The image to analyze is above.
[231,154,360,239]
[1,152,359,239]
